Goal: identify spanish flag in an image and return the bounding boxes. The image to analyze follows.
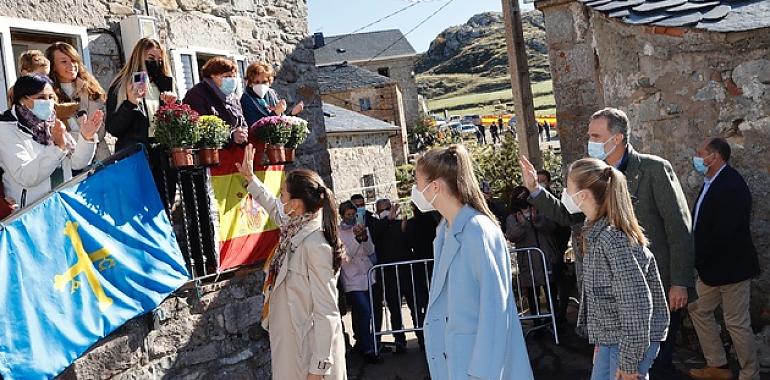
[209,145,283,270]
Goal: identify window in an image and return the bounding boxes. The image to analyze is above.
[169,47,246,99]
[377,67,390,77]
[0,17,90,110]
[359,97,371,111]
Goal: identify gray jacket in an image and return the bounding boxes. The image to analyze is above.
[577,217,669,374]
[529,145,695,294]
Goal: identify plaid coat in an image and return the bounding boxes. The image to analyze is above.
[576,218,669,373]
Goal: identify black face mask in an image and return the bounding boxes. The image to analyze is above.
[145,59,163,79]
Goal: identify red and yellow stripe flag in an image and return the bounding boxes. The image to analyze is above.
[209,145,284,270]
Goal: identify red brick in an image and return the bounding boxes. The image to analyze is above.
[724,78,743,96]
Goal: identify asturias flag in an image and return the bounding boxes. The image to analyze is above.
[0,150,189,379]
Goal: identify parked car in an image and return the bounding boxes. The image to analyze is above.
[461,114,482,126]
[449,115,462,123]
[457,123,479,137]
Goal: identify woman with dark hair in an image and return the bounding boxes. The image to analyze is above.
[415,144,533,379]
[0,74,101,207]
[46,42,111,161]
[183,56,248,142]
[236,144,347,380]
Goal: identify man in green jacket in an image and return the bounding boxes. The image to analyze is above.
[519,107,694,377]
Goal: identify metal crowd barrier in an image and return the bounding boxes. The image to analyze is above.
[511,247,560,344]
[366,246,559,356]
[367,259,433,356]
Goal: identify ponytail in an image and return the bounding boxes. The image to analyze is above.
[569,159,648,246]
[285,169,344,273]
[320,187,344,273]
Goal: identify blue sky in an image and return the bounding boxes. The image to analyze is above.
[308,0,535,53]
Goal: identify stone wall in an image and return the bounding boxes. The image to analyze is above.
[321,83,409,165]
[0,0,331,183]
[538,0,770,362]
[357,56,420,128]
[326,132,399,204]
[59,269,270,379]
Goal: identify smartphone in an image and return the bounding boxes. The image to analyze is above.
[132,71,148,85]
[356,208,366,226]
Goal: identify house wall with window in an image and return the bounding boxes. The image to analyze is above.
[0,0,330,377]
[320,83,408,164]
[356,55,420,128]
[0,0,331,182]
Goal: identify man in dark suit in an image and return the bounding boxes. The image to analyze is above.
[687,138,760,380]
[520,107,695,377]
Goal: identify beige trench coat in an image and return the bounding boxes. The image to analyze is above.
[58,78,112,161]
[247,178,347,380]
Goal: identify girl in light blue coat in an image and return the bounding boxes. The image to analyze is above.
[412,144,534,380]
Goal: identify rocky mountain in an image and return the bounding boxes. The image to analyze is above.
[416,11,550,99]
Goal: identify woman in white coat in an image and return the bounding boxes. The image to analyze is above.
[413,144,533,380]
[0,74,101,208]
[237,144,347,380]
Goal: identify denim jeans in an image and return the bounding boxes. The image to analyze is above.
[591,342,661,380]
[347,291,375,354]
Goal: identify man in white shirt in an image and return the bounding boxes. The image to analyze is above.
[687,137,760,380]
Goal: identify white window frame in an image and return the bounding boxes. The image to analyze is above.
[0,17,91,110]
[169,45,246,99]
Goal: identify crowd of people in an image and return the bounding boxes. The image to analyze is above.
[0,35,760,380]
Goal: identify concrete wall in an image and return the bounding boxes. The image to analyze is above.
[326,132,399,203]
[59,269,271,379]
[321,83,409,165]
[356,55,419,128]
[538,0,770,361]
[0,0,331,183]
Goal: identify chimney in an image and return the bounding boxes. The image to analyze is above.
[313,32,325,49]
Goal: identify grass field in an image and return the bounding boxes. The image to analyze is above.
[426,79,556,116]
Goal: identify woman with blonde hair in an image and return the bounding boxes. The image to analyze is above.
[522,157,669,380]
[240,61,303,126]
[236,144,347,380]
[46,42,111,161]
[415,144,533,380]
[105,37,176,152]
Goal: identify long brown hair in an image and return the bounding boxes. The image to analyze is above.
[416,144,499,225]
[109,38,172,109]
[285,169,344,272]
[568,158,648,246]
[45,42,105,102]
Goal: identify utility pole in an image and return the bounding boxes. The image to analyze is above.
[502,0,542,169]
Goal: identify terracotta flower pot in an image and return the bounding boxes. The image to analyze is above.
[253,141,267,166]
[266,145,285,164]
[170,148,195,168]
[284,148,295,163]
[198,148,220,167]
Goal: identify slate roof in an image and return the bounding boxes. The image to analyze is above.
[317,64,396,94]
[323,103,400,134]
[314,29,417,66]
[578,0,770,31]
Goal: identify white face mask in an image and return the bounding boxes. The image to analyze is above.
[252,84,269,98]
[561,190,585,214]
[278,199,293,220]
[537,182,548,189]
[411,182,437,213]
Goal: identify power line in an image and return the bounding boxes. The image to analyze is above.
[321,2,421,48]
[363,0,457,65]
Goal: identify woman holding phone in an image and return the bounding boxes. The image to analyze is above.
[105,38,177,204]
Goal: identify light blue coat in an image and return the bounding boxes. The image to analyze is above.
[424,205,534,380]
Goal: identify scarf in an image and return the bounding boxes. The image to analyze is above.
[261,212,316,322]
[15,104,54,146]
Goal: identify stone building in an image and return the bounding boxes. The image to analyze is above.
[323,102,400,205]
[314,29,420,131]
[0,0,330,182]
[318,64,408,165]
[535,0,770,351]
[0,0,329,377]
